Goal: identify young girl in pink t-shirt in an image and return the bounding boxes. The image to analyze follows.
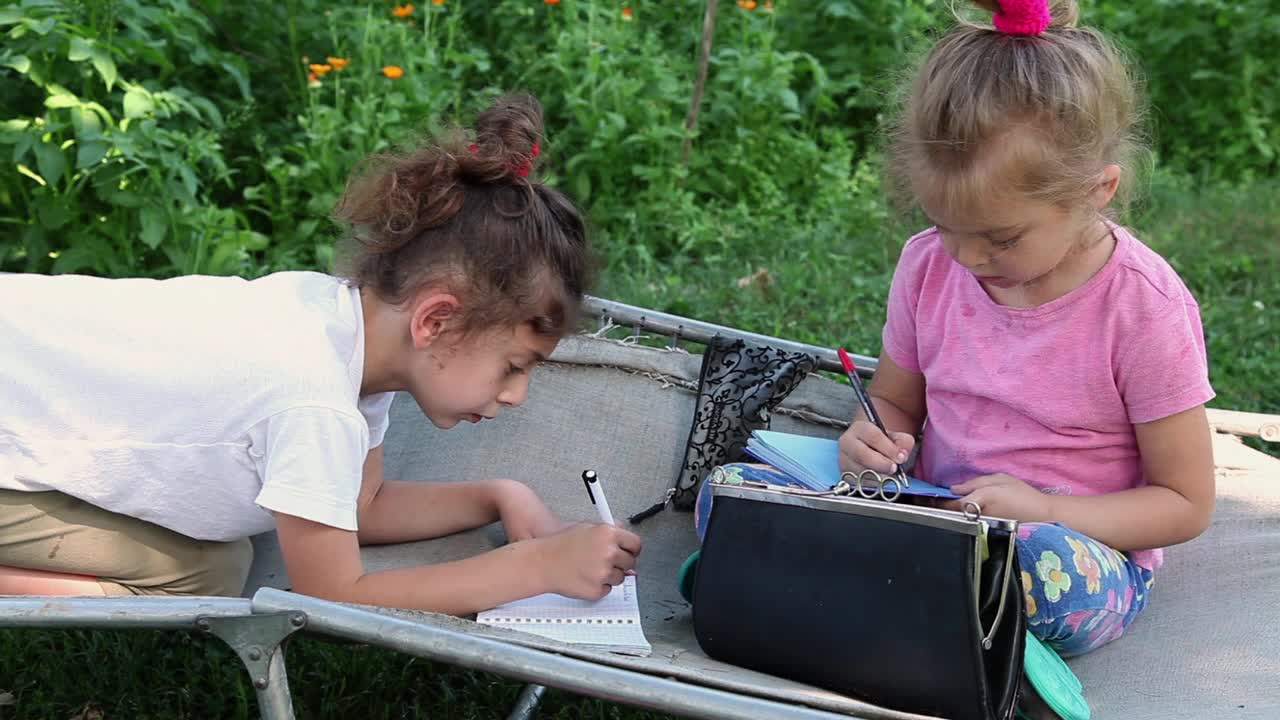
[836,0,1215,665]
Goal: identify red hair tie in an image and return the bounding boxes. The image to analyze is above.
[992,0,1051,35]
[511,141,539,177]
[467,141,537,178]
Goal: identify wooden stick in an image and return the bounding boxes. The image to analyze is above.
[681,0,719,172]
[1211,432,1280,472]
[1207,408,1280,442]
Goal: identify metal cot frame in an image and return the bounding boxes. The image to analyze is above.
[0,296,877,720]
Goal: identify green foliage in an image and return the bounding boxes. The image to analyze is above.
[0,0,268,277]
[1092,0,1279,180]
[3,0,1276,278]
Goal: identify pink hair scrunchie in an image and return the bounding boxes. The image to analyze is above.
[992,0,1052,35]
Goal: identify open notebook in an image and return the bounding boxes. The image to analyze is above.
[744,429,960,499]
[476,576,652,657]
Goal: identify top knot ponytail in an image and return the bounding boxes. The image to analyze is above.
[1045,0,1079,29]
[332,92,592,338]
[885,0,1147,223]
[461,93,545,183]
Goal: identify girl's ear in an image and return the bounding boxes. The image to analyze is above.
[1092,164,1122,209]
[408,291,462,350]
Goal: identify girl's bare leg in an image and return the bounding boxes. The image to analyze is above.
[0,564,108,596]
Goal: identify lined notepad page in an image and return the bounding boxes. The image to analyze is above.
[476,576,651,656]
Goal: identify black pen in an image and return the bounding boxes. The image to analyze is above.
[837,348,910,488]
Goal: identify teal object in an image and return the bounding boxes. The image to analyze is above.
[1023,631,1091,720]
[677,550,700,604]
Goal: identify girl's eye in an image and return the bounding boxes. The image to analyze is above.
[993,235,1021,249]
[508,364,526,376]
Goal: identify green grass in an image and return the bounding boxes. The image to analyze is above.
[1,173,1275,719]
[599,171,1280,419]
[0,629,672,719]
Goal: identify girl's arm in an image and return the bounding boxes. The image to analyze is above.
[948,405,1216,550]
[274,512,641,615]
[1045,404,1215,550]
[352,447,567,546]
[867,350,928,434]
[276,446,643,614]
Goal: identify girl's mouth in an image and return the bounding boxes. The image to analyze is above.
[976,275,1020,289]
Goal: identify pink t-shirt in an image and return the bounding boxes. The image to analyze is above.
[882,224,1215,570]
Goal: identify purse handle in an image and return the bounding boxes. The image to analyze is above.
[978,524,1018,650]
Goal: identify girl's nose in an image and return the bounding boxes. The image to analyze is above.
[498,374,530,407]
[946,235,987,270]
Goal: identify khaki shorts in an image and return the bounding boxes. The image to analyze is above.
[0,489,253,597]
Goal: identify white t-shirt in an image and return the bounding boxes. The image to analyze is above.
[0,271,395,541]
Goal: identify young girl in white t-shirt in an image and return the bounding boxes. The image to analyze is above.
[0,94,641,615]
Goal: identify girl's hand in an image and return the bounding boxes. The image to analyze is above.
[529,523,643,601]
[493,479,574,542]
[943,473,1054,523]
[838,420,915,475]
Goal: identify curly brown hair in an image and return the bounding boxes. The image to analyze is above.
[332,93,592,337]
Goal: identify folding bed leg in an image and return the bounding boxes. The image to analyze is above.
[197,611,308,720]
[506,683,548,720]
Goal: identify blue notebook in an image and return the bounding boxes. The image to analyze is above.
[743,430,960,499]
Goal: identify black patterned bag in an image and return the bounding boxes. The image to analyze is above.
[629,335,818,523]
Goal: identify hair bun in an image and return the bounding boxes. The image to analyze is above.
[1046,0,1079,29]
[470,93,545,181]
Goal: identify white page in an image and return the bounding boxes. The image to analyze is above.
[476,576,651,656]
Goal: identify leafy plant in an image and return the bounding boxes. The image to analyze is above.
[1092,0,1279,180]
[0,0,265,277]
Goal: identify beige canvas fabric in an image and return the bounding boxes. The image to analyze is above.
[244,334,1280,719]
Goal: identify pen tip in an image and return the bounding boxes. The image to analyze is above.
[582,470,597,481]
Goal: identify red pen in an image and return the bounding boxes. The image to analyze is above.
[837,348,910,488]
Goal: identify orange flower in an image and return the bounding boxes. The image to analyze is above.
[544,0,560,4]
[382,65,405,79]
[309,63,332,76]
[763,0,774,10]
[736,0,757,8]
[621,6,632,20]
[326,56,349,70]
[432,0,445,4]
[307,72,321,88]
[391,3,414,17]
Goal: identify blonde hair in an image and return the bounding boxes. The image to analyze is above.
[888,0,1147,222]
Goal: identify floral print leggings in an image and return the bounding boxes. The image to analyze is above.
[1015,520,1153,657]
[696,463,1154,658]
